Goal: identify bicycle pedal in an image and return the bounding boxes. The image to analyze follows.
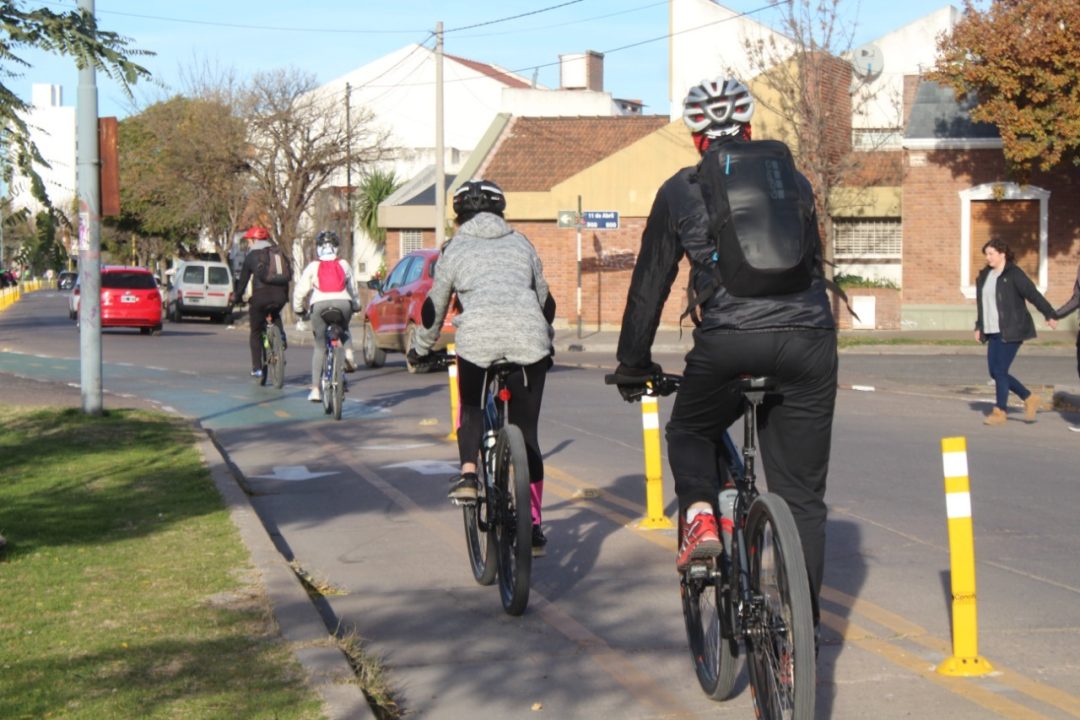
[685,563,712,580]
[449,497,478,507]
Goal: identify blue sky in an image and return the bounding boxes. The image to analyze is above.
[13,0,966,118]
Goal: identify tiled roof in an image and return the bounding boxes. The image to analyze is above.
[480,115,671,191]
[445,53,531,89]
[905,80,999,141]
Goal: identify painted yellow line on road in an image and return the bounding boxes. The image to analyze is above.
[274,410,290,418]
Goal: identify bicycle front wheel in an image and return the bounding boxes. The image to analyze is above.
[493,424,532,616]
[744,494,815,719]
[259,335,270,387]
[267,324,286,389]
[331,345,346,420]
[680,544,739,699]
[463,458,497,586]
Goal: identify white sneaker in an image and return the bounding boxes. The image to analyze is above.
[308,387,321,402]
[344,348,357,372]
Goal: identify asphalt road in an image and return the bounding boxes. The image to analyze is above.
[4,289,1080,719]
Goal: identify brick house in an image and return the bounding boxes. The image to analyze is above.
[901,80,1080,331]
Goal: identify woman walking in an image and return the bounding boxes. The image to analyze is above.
[974,238,1058,425]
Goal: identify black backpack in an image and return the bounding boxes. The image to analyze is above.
[258,245,292,286]
[695,139,817,297]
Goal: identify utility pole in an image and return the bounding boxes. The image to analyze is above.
[345,82,354,263]
[435,21,445,246]
[77,0,102,415]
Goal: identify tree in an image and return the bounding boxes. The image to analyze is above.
[114,95,248,260]
[356,168,400,249]
[930,0,1080,175]
[1,1,151,206]
[240,67,390,260]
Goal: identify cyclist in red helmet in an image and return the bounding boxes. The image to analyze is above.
[611,78,837,645]
[236,225,292,377]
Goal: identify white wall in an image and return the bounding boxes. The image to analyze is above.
[9,84,77,215]
[501,88,621,117]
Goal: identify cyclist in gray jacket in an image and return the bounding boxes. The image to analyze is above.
[410,180,555,556]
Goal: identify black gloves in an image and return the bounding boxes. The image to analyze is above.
[612,362,662,402]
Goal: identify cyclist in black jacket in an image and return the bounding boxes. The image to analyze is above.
[236,226,290,377]
[612,78,837,633]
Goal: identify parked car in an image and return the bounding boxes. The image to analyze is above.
[70,266,164,334]
[361,248,457,373]
[165,259,234,323]
[57,271,77,290]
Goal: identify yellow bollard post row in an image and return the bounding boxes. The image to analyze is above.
[937,436,994,677]
[446,343,459,441]
[637,394,674,529]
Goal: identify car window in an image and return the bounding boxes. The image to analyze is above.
[208,266,231,285]
[102,272,156,290]
[384,257,414,291]
[181,265,205,284]
[403,256,424,286]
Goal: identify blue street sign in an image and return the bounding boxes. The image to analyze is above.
[582,211,619,230]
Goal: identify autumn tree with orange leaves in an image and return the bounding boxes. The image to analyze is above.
[931,0,1080,176]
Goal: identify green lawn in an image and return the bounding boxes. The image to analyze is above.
[0,406,326,720]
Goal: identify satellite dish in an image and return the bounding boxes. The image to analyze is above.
[850,43,884,80]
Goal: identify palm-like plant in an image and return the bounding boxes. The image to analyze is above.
[355,168,400,248]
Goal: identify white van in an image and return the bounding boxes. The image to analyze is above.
[166,260,234,323]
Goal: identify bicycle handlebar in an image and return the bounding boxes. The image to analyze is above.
[604,372,682,400]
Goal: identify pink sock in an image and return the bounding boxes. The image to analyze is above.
[530,481,543,525]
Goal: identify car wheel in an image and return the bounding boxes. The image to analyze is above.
[403,322,430,374]
[151,325,162,336]
[362,321,386,368]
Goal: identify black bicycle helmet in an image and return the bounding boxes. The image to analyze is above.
[315,230,340,249]
[682,77,755,138]
[452,180,506,218]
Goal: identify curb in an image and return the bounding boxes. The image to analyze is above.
[196,429,375,720]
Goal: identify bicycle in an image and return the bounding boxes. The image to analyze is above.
[456,359,533,616]
[605,371,815,718]
[315,306,349,421]
[259,311,286,389]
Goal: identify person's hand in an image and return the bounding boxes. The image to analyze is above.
[1048,318,1058,330]
[974,329,983,343]
[612,362,662,402]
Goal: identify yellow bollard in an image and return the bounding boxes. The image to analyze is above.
[637,394,674,529]
[937,436,994,676]
[446,343,459,441]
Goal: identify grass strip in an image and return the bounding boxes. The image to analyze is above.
[0,406,325,720]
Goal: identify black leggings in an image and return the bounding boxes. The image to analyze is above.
[248,296,286,370]
[456,355,551,483]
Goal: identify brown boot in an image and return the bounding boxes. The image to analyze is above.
[984,407,1007,426]
[1023,394,1043,422]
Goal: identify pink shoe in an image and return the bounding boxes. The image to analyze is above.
[677,513,722,571]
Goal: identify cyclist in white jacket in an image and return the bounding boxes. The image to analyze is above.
[293,231,362,402]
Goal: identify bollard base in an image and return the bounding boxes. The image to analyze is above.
[636,516,675,530]
[936,655,994,677]
[445,431,458,442]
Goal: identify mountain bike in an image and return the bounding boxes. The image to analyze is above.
[317,306,349,421]
[457,359,533,616]
[259,311,286,389]
[605,372,815,718]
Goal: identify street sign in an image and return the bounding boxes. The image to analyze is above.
[557,210,582,229]
[582,210,619,230]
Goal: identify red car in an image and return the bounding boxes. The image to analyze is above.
[72,266,164,335]
[361,248,456,373]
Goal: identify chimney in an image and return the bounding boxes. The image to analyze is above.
[559,50,604,92]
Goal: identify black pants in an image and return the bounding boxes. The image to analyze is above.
[666,328,837,622]
[248,295,286,370]
[456,355,551,483]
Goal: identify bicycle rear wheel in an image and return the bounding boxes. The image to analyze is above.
[493,424,532,615]
[320,351,333,415]
[463,458,497,586]
[744,494,815,719]
[259,335,270,387]
[680,542,739,699]
[331,345,345,420]
[267,324,286,389]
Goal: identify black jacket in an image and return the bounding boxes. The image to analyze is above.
[236,242,289,304]
[616,142,835,369]
[974,263,1055,343]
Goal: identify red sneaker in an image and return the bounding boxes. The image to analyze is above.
[677,512,722,570]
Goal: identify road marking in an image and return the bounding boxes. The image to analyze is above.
[383,460,459,475]
[251,465,338,482]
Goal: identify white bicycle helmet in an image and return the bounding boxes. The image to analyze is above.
[682,78,755,138]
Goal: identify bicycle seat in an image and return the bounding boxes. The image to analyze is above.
[319,306,348,327]
[734,375,775,394]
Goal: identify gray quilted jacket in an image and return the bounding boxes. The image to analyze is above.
[414,213,553,367]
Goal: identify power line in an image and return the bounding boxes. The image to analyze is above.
[444,0,586,34]
[456,1,666,40]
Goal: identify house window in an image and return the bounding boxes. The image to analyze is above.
[834,219,901,259]
[959,183,1049,298]
[400,230,423,255]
